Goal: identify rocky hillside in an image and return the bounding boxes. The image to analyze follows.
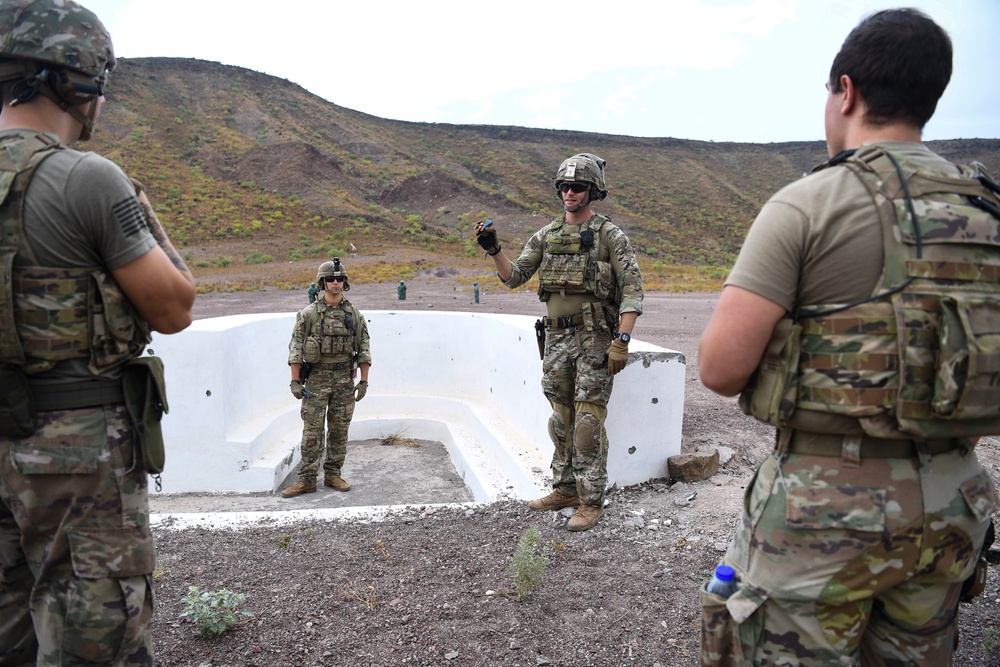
[89,57,1000,288]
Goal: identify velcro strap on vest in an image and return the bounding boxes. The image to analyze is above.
[31,379,124,412]
[786,430,964,458]
[543,313,585,329]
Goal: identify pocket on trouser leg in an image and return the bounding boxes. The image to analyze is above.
[63,526,155,665]
[700,585,767,667]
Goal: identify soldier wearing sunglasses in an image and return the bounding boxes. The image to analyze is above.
[475,153,643,531]
[284,258,371,497]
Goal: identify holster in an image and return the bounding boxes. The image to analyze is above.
[0,363,36,437]
[122,356,169,474]
[961,518,996,603]
[534,319,545,360]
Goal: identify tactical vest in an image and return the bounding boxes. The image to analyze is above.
[0,130,150,376]
[741,145,1000,439]
[537,215,616,303]
[300,299,362,363]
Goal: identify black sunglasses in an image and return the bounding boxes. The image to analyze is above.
[326,276,347,283]
[559,182,588,194]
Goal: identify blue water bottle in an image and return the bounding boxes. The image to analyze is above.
[706,564,738,598]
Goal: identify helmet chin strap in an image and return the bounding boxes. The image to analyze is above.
[563,192,591,213]
[74,97,99,141]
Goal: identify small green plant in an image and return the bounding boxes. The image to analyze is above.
[179,586,253,638]
[511,525,549,602]
[244,251,274,265]
[277,535,292,548]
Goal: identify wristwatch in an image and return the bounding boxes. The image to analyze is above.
[616,332,631,344]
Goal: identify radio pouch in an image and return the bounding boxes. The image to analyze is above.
[122,356,169,474]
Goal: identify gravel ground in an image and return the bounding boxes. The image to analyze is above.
[151,279,1000,667]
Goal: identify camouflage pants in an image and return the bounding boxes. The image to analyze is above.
[701,443,1000,666]
[298,364,356,484]
[540,324,614,507]
[0,405,155,667]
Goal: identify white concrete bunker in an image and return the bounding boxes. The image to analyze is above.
[148,310,685,501]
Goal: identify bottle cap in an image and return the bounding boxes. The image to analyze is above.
[715,564,735,581]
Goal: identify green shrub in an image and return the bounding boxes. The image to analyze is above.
[511,525,549,602]
[179,586,253,638]
[245,251,274,265]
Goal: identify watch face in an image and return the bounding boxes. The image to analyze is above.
[619,333,630,343]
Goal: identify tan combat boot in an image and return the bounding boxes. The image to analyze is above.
[324,476,351,492]
[280,481,316,498]
[566,505,603,531]
[527,490,581,511]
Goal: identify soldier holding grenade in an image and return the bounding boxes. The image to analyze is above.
[476,153,643,532]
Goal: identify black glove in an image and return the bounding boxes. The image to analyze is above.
[476,222,501,256]
[290,380,304,400]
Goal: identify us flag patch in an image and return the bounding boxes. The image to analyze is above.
[112,196,145,237]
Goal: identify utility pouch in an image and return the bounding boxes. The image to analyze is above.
[739,318,802,428]
[534,319,545,360]
[303,335,321,364]
[0,363,36,437]
[122,356,169,474]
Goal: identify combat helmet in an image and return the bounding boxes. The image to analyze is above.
[0,0,116,140]
[316,258,350,291]
[553,153,608,202]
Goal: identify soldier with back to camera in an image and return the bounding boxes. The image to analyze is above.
[475,153,643,532]
[699,8,1000,665]
[284,258,371,497]
[0,1,196,664]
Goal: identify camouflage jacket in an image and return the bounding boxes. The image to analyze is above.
[503,213,644,316]
[288,297,371,366]
[741,144,1000,439]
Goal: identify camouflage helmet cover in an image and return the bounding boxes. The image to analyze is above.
[553,153,608,201]
[0,0,116,79]
[316,258,349,285]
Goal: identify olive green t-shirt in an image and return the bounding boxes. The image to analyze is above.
[725,142,962,435]
[726,142,961,311]
[17,138,157,383]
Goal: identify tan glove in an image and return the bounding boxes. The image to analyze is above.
[606,339,629,375]
[354,380,368,402]
[290,380,304,400]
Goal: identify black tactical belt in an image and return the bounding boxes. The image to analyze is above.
[31,379,125,412]
[316,361,350,370]
[786,430,964,459]
[543,313,585,329]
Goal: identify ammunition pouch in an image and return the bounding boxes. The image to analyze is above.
[0,364,35,437]
[303,336,322,364]
[122,356,169,475]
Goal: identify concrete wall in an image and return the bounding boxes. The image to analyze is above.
[149,310,685,499]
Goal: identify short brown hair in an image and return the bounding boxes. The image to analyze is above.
[829,8,952,129]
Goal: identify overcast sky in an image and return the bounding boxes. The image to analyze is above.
[84,0,997,144]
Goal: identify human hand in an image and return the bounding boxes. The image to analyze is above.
[606,339,629,375]
[475,220,500,255]
[290,380,304,400]
[354,380,368,402]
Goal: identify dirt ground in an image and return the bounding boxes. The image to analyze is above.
[150,275,1000,666]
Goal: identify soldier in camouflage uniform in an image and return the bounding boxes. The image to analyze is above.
[283,258,371,497]
[475,154,643,532]
[699,9,1000,666]
[0,1,196,665]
